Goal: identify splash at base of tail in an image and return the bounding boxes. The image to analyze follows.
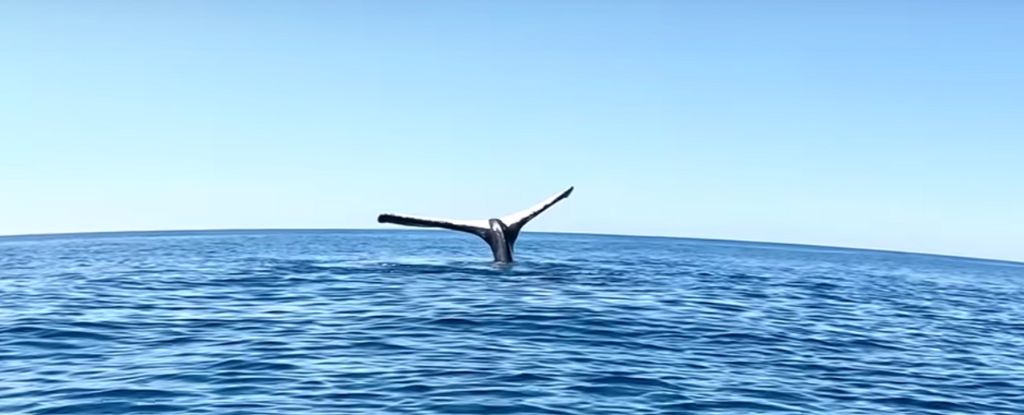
[378,186,574,263]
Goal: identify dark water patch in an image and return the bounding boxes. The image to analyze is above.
[209,375,294,385]
[664,398,806,412]
[207,358,301,372]
[1,325,116,341]
[584,375,681,391]
[208,385,268,396]
[424,403,575,414]
[64,388,200,400]
[3,340,79,350]
[33,402,190,414]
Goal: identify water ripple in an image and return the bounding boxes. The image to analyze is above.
[1,230,1023,414]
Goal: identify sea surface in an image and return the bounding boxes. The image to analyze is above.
[1,230,1022,414]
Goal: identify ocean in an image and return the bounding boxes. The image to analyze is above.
[1,230,1022,414]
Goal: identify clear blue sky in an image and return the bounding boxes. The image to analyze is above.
[2,1,1022,262]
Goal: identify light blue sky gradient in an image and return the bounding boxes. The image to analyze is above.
[2,1,1022,261]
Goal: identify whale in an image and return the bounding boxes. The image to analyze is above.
[377,186,574,263]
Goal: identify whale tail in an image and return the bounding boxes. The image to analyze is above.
[377,186,574,262]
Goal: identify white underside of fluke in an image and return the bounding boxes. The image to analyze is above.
[379,186,574,231]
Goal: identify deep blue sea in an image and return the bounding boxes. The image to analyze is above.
[1,230,1023,414]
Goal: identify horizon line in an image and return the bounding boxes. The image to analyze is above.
[1,227,1021,267]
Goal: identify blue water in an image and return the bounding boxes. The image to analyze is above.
[1,230,1022,414]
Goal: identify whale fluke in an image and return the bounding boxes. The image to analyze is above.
[377,186,574,263]
[375,214,489,237]
[500,186,574,243]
